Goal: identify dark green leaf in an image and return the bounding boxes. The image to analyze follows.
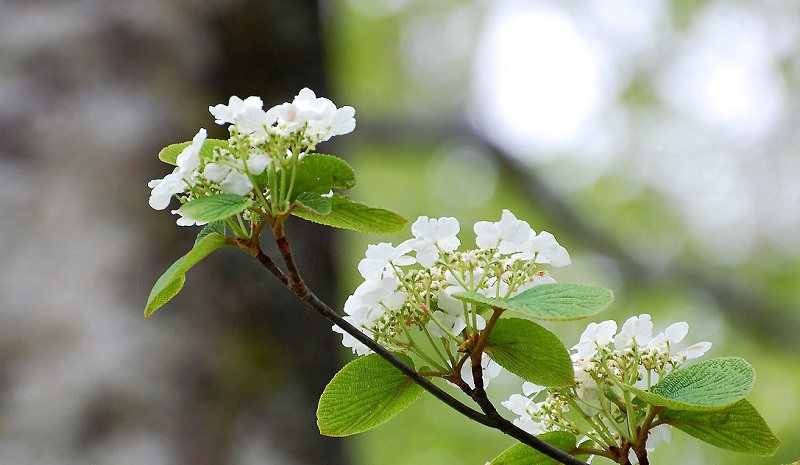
[292,153,357,198]
[485,318,574,387]
[144,232,228,318]
[292,194,407,234]
[294,192,332,215]
[453,284,613,321]
[177,194,253,223]
[627,357,754,411]
[158,138,229,165]
[661,399,780,455]
[317,354,424,436]
[489,432,577,465]
[195,221,226,244]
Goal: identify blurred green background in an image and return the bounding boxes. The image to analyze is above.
[1,0,798,464]
[331,2,800,464]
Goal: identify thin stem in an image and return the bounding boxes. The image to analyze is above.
[472,307,503,357]
[226,217,249,239]
[420,324,453,371]
[565,396,617,449]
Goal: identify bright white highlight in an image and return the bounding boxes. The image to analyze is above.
[471,2,603,156]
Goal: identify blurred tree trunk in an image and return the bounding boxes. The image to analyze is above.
[171,1,347,465]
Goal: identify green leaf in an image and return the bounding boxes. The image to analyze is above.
[177,194,254,223]
[489,431,576,465]
[144,232,228,318]
[485,318,574,387]
[453,284,613,321]
[294,192,332,215]
[292,153,357,197]
[627,357,755,411]
[661,399,781,455]
[292,194,407,234]
[158,138,229,165]
[317,353,424,436]
[195,221,226,244]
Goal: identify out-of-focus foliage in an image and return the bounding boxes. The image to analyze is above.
[329,0,800,464]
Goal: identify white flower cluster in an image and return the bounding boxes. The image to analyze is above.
[334,210,570,367]
[571,314,712,391]
[148,89,355,224]
[503,314,712,463]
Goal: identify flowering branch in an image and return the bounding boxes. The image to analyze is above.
[251,226,589,465]
[144,88,780,465]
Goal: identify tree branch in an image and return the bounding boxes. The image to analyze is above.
[252,228,590,465]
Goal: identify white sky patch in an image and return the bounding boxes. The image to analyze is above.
[470,1,605,159]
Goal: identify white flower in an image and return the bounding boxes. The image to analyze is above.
[615,314,653,349]
[354,277,405,312]
[573,367,601,414]
[676,341,712,360]
[514,415,547,436]
[573,320,617,359]
[341,294,381,327]
[647,424,672,450]
[407,216,461,267]
[148,169,188,210]
[502,392,547,435]
[644,321,711,362]
[648,322,689,350]
[529,231,571,267]
[148,128,207,210]
[175,128,206,172]
[267,88,356,143]
[474,210,532,253]
[522,381,545,397]
[502,393,533,417]
[461,353,502,389]
[305,99,356,143]
[513,270,557,295]
[170,208,207,227]
[202,162,254,196]
[209,96,270,133]
[357,242,415,280]
[629,425,672,464]
[335,278,404,357]
[479,276,510,299]
[246,151,272,174]
[332,320,372,356]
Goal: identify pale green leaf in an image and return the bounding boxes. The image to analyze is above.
[317,353,424,436]
[485,318,574,387]
[489,432,577,465]
[627,357,754,411]
[453,284,613,321]
[177,194,253,223]
[144,232,228,318]
[661,399,781,455]
[292,194,407,234]
[291,153,356,197]
[158,138,229,165]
